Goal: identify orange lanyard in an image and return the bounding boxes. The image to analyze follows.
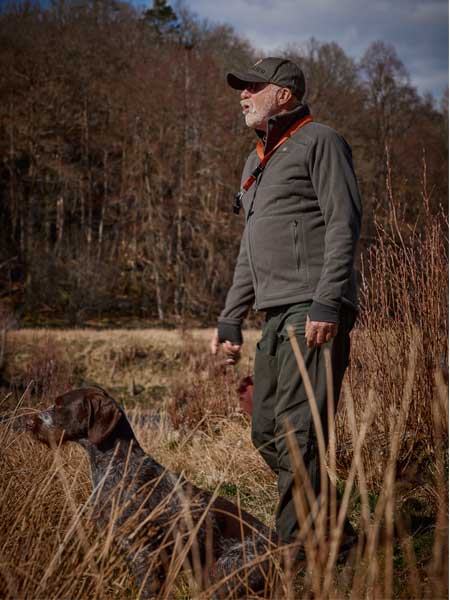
[233,114,313,214]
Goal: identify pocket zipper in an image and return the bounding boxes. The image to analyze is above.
[293,220,300,271]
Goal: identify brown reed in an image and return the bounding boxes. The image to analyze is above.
[0,171,447,599]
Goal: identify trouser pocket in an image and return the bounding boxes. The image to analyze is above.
[278,301,312,340]
[256,322,279,356]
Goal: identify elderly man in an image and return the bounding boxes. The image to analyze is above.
[211,57,362,550]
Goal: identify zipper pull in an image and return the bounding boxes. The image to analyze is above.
[233,191,244,214]
[251,164,264,179]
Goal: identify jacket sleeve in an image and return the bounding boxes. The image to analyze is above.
[307,130,362,323]
[217,229,255,344]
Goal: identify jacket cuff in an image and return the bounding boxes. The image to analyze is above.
[308,301,340,323]
[218,321,243,344]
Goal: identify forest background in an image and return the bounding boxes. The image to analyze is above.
[0,2,448,597]
[0,0,448,327]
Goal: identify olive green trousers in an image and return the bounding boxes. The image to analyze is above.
[252,302,355,544]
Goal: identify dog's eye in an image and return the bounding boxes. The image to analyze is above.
[54,400,68,416]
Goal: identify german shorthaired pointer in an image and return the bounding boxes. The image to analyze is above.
[29,387,277,598]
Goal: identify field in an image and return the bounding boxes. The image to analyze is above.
[1,327,257,407]
[0,204,448,599]
[0,318,448,599]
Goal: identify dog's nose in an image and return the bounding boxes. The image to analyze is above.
[29,410,54,430]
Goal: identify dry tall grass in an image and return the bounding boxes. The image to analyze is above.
[342,203,448,488]
[1,355,446,599]
[0,184,448,598]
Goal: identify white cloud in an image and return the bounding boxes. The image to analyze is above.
[185,0,448,97]
[412,2,448,23]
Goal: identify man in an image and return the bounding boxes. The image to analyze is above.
[210,57,362,549]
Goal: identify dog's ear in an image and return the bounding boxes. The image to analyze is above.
[87,392,122,445]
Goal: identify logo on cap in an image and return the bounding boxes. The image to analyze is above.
[251,59,266,74]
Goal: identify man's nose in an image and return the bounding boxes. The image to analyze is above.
[240,88,251,100]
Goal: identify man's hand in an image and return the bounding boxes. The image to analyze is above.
[305,316,338,348]
[210,330,242,365]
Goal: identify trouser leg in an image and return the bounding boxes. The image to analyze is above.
[252,323,279,473]
[274,307,354,544]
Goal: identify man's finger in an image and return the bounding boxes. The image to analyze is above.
[305,315,311,337]
[306,320,317,348]
[225,351,241,365]
[224,346,241,357]
[316,332,326,345]
[223,341,241,352]
[306,331,316,348]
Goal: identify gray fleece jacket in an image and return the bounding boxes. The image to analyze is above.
[218,103,362,345]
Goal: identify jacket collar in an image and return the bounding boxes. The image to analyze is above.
[256,103,311,153]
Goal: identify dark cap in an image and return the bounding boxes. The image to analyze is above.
[227,57,306,100]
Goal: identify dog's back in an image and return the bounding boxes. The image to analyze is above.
[28,386,277,597]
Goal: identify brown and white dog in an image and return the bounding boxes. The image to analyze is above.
[29,386,277,598]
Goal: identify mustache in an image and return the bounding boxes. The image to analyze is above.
[240,100,256,113]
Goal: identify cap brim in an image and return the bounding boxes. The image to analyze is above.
[226,71,268,90]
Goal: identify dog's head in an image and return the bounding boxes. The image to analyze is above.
[29,387,123,448]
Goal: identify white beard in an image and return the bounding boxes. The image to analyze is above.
[241,87,279,129]
[244,105,258,127]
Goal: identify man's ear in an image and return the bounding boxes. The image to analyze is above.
[87,393,122,445]
[277,87,294,107]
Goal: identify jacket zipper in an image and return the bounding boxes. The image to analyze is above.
[293,220,301,271]
[246,171,262,306]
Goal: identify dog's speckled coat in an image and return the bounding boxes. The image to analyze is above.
[29,387,277,598]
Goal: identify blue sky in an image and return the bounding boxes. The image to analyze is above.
[6,0,445,98]
[177,0,448,99]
